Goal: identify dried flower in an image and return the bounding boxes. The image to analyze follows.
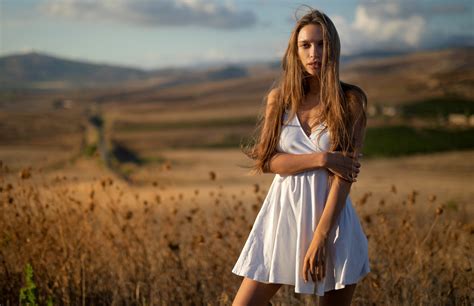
[363,215,372,224]
[19,167,32,180]
[391,184,397,194]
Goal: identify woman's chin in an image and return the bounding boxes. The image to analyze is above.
[304,69,320,77]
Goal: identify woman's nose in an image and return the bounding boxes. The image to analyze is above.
[310,45,318,59]
[309,46,318,58]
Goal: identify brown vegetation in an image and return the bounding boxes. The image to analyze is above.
[0,163,472,305]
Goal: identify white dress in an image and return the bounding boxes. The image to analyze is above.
[231,108,370,296]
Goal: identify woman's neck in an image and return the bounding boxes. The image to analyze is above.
[307,77,321,95]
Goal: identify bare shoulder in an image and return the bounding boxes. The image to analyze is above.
[341,82,368,124]
[265,88,280,116]
[267,88,280,105]
[342,82,367,111]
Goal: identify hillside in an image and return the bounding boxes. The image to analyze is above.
[2,47,472,103]
[342,47,474,104]
[0,52,254,90]
[90,47,473,108]
[0,52,151,88]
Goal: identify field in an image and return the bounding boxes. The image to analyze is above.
[0,47,473,305]
[1,150,473,305]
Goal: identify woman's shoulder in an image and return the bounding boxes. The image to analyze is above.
[341,82,368,110]
[265,87,284,113]
[341,82,367,108]
[267,88,280,105]
[341,82,368,122]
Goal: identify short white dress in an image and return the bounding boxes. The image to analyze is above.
[231,108,370,296]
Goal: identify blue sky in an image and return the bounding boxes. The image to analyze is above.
[1,0,473,70]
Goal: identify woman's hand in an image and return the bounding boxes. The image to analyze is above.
[302,231,326,283]
[323,151,362,182]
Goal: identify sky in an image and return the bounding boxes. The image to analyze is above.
[1,0,473,70]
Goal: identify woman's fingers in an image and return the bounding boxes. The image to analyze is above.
[309,259,315,282]
[333,151,361,165]
[338,169,357,182]
[321,246,326,279]
[302,254,328,283]
[303,257,321,282]
[342,156,359,169]
[352,167,360,179]
[302,258,308,282]
[329,169,356,182]
[303,256,317,282]
[316,250,323,281]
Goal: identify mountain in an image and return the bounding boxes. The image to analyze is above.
[85,46,470,109]
[1,46,472,93]
[0,52,152,89]
[0,51,252,90]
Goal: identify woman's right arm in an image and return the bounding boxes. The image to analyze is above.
[266,151,360,180]
[260,89,360,178]
[265,152,327,175]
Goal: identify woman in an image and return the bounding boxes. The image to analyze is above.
[231,7,370,306]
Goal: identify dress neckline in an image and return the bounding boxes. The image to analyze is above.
[294,112,325,140]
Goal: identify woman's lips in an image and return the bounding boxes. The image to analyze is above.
[308,62,321,69]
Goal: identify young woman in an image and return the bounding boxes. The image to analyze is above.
[231,7,370,306]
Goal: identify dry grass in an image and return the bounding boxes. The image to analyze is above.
[0,161,472,305]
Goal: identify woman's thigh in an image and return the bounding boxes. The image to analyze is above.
[319,283,357,306]
[232,277,282,306]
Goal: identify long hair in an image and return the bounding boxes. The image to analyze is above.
[242,7,367,176]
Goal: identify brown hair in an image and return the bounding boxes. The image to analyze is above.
[242,6,367,176]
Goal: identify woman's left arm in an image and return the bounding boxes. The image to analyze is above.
[316,98,367,240]
[302,98,367,283]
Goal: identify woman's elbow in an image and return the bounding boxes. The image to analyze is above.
[265,162,284,175]
[262,167,273,174]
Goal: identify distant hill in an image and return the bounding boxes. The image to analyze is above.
[1,47,472,97]
[207,65,248,81]
[89,46,472,106]
[0,51,252,90]
[0,52,151,89]
[340,46,474,104]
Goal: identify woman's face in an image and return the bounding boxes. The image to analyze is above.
[297,23,323,75]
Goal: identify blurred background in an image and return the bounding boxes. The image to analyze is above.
[0,0,473,304]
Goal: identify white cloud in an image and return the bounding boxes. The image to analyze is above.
[335,0,473,55]
[352,4,425,46]
[40,0,257,30]
[330,1,433,55]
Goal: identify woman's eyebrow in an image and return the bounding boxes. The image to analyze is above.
[298,39,323,43]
